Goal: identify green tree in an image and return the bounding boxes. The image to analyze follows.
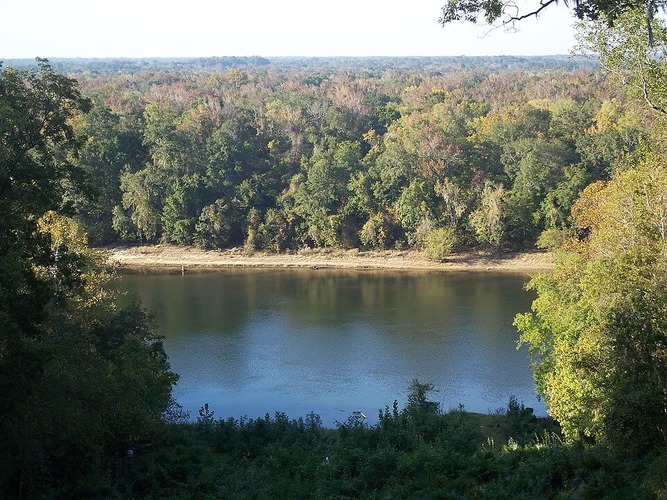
[578,8,667,114]
[162,174,207,245]
[515,161,667,451]
[0,61,176,496]
[203,119,275,246]
[194,199,235,249]
[292,141,363,247]
[73,105,148,244]
[394,180,434,246]
[117,164,167,241]
[257,207,291,251]
[470,181,505,248]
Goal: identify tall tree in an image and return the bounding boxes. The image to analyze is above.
[0,60,176,497]
[74,105,147,243]
[515,160,667,451]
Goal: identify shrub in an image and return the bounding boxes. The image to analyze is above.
[423,227,458,261]
[536,227,571,250]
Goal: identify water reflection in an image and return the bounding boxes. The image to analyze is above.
[115,269,542,424]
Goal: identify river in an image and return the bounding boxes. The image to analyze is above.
[115,269,544,425]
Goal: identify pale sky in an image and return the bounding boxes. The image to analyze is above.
[1,0,578,59]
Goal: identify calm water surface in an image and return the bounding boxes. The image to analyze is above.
[116,269,543,424]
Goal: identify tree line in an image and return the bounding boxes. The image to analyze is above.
[66,59,647,257]
[4,54,596,75]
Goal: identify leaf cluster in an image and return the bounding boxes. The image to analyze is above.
[439,0,661,31]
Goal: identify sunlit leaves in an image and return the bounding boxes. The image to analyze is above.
[578,9,667,115]
[470,181,505,247]
[516,158,667,450]
[572,162,667,259]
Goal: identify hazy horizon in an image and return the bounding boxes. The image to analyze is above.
[1,0,578,60]
[3,54,576,61]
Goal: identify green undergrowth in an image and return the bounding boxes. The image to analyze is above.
[80,387,667,498]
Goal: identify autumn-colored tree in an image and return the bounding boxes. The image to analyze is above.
[515,159,667,451]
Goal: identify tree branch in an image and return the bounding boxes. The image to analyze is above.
[640,68,667,114]
[504,0,561,23]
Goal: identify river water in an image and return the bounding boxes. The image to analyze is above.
[115,269,544,424]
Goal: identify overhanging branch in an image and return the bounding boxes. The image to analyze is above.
[504,0,561,22]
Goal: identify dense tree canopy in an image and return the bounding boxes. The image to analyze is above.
[57,59,638,255]
[0,60,176,497]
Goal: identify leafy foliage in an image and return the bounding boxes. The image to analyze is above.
[516,161,667,451]
[80,387,665,498]
[513,10,667,453]
[577,8,667,115]
[0,60,176,497]
[47,60,632,253]
[423,226,458,260]
[439,0,663,35]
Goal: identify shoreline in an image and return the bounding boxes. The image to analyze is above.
[105,245,554,273]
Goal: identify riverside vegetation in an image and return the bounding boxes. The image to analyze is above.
[2,5,667,496]
[52,55,617,254]
[93,383,666,498]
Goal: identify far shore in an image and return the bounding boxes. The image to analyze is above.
[105,245,554,273]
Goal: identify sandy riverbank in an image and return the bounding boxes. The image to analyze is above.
[105,245,553,273]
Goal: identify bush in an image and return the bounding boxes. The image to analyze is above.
[423,227,458,261]
[536,227,571,250]
[360,213,390,249]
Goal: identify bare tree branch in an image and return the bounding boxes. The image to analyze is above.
[504,0,561,22]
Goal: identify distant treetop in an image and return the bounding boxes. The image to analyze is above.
[2,56,271,75]
[2,55,598,76]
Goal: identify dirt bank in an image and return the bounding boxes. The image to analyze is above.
[105,245,553,273]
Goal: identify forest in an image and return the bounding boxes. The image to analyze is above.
[1,2,667,497]
[56,54,624,258]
